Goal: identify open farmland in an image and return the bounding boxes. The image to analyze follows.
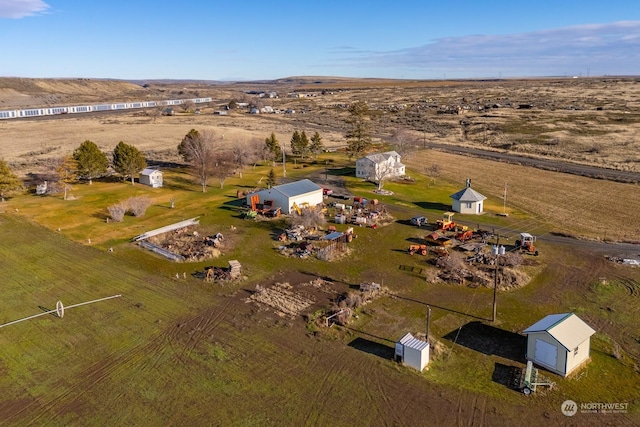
[1,77,640,425]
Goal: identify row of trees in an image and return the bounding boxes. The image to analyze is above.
[56,140,146,199]
[262,130,325,164]
[70,140,146,185]
[0,140,147,202]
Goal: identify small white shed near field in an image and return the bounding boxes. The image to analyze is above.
[450,178,486,214]
[246,179,323,214]
[522,313,595,377]
[395,333,430,372]
[140,168,163,188]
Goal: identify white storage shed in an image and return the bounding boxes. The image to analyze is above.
[246,179,323,215]
[395,333,430,372]
[450,179,486,214]
[140,168,163,188]
[522,313,595,377]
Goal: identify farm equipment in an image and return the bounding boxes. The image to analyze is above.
[514,361,555,395]
[408,244,428,256]
[431,246,449,257]
[410,216,428,227]
[436,212,468,232]
[455,230,474,242]
[515,233,539,256]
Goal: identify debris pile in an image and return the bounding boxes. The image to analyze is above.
[201,260,243,283]
[325,281,386,326]
[146,227,224,262]
[246,282,314,318]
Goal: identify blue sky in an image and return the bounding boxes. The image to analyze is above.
[1,0,639,80]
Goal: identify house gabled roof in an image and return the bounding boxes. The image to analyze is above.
[523,313,596,351]
[361,150,403,165]
[141,168,162,176]
[398,332,429,352]
[271,179,321,198]
[450,186,486,202]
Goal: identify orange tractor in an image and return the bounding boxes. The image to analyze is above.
[408,244,428,256]
[515,233,539,256]
[436,212,468,232]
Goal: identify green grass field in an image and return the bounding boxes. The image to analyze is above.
[1,153,639,425]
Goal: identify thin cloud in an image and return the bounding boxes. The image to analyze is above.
[0,0,50,19]
[338,21,640,77]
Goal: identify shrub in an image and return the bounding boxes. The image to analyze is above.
[128,196,152,217]
[108,202,127,222]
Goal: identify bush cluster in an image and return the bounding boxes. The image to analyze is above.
[107,196,152,222]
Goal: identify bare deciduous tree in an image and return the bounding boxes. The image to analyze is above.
[391,127,418,160]
[149,106,163,122]
[213,151,235,189]
[56,154,78,200]
[181,99,195,112]
[425,163,441,187]
[372,161,397,191]
[289,206,326,230]
[178,129,218,192]
[231,143,254,178]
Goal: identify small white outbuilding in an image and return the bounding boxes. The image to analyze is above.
[522,312,595,377]
[450,178,486,214]
[140,168,163,188]
[395,333,430,372]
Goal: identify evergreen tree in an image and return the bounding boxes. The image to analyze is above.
[309,131,324,158]
[178,129,200,162]
[264,132,281,163]
[290,130,302,156]
[73,140,108,185]
[56,155,78,200]
[266,168,277,188]
[299,131,310,158]
[345,101,372,159]
[0,159,21,202]
[113,141,146,185]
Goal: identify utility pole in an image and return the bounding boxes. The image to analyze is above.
[282,147,286,178]
[492,234,506,322]
[426,305,432,342]
[325,160,328,182]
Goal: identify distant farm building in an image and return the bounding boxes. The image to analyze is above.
[395,333,430,372]
[522,313,596,377]
[450,179,486,214]
[246,179,323,215]
[355,151,405,182]
[139,168,163,188]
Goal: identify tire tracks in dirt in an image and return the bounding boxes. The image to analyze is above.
[8,298,236,425]
[455,390,489,427]
[303,346,348,426]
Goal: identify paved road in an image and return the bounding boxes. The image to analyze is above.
[424,142,640,183]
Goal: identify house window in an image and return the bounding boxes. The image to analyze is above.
[466,202,472,209]
[574,347,579,357]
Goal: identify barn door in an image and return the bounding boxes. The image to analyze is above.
[534,338,558,368]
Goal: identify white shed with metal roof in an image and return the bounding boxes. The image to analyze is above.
[140,167,163,188]
[450,179,486,214]
[395,332,430,372]
[246,179,323,214]
[522,313,595,377]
